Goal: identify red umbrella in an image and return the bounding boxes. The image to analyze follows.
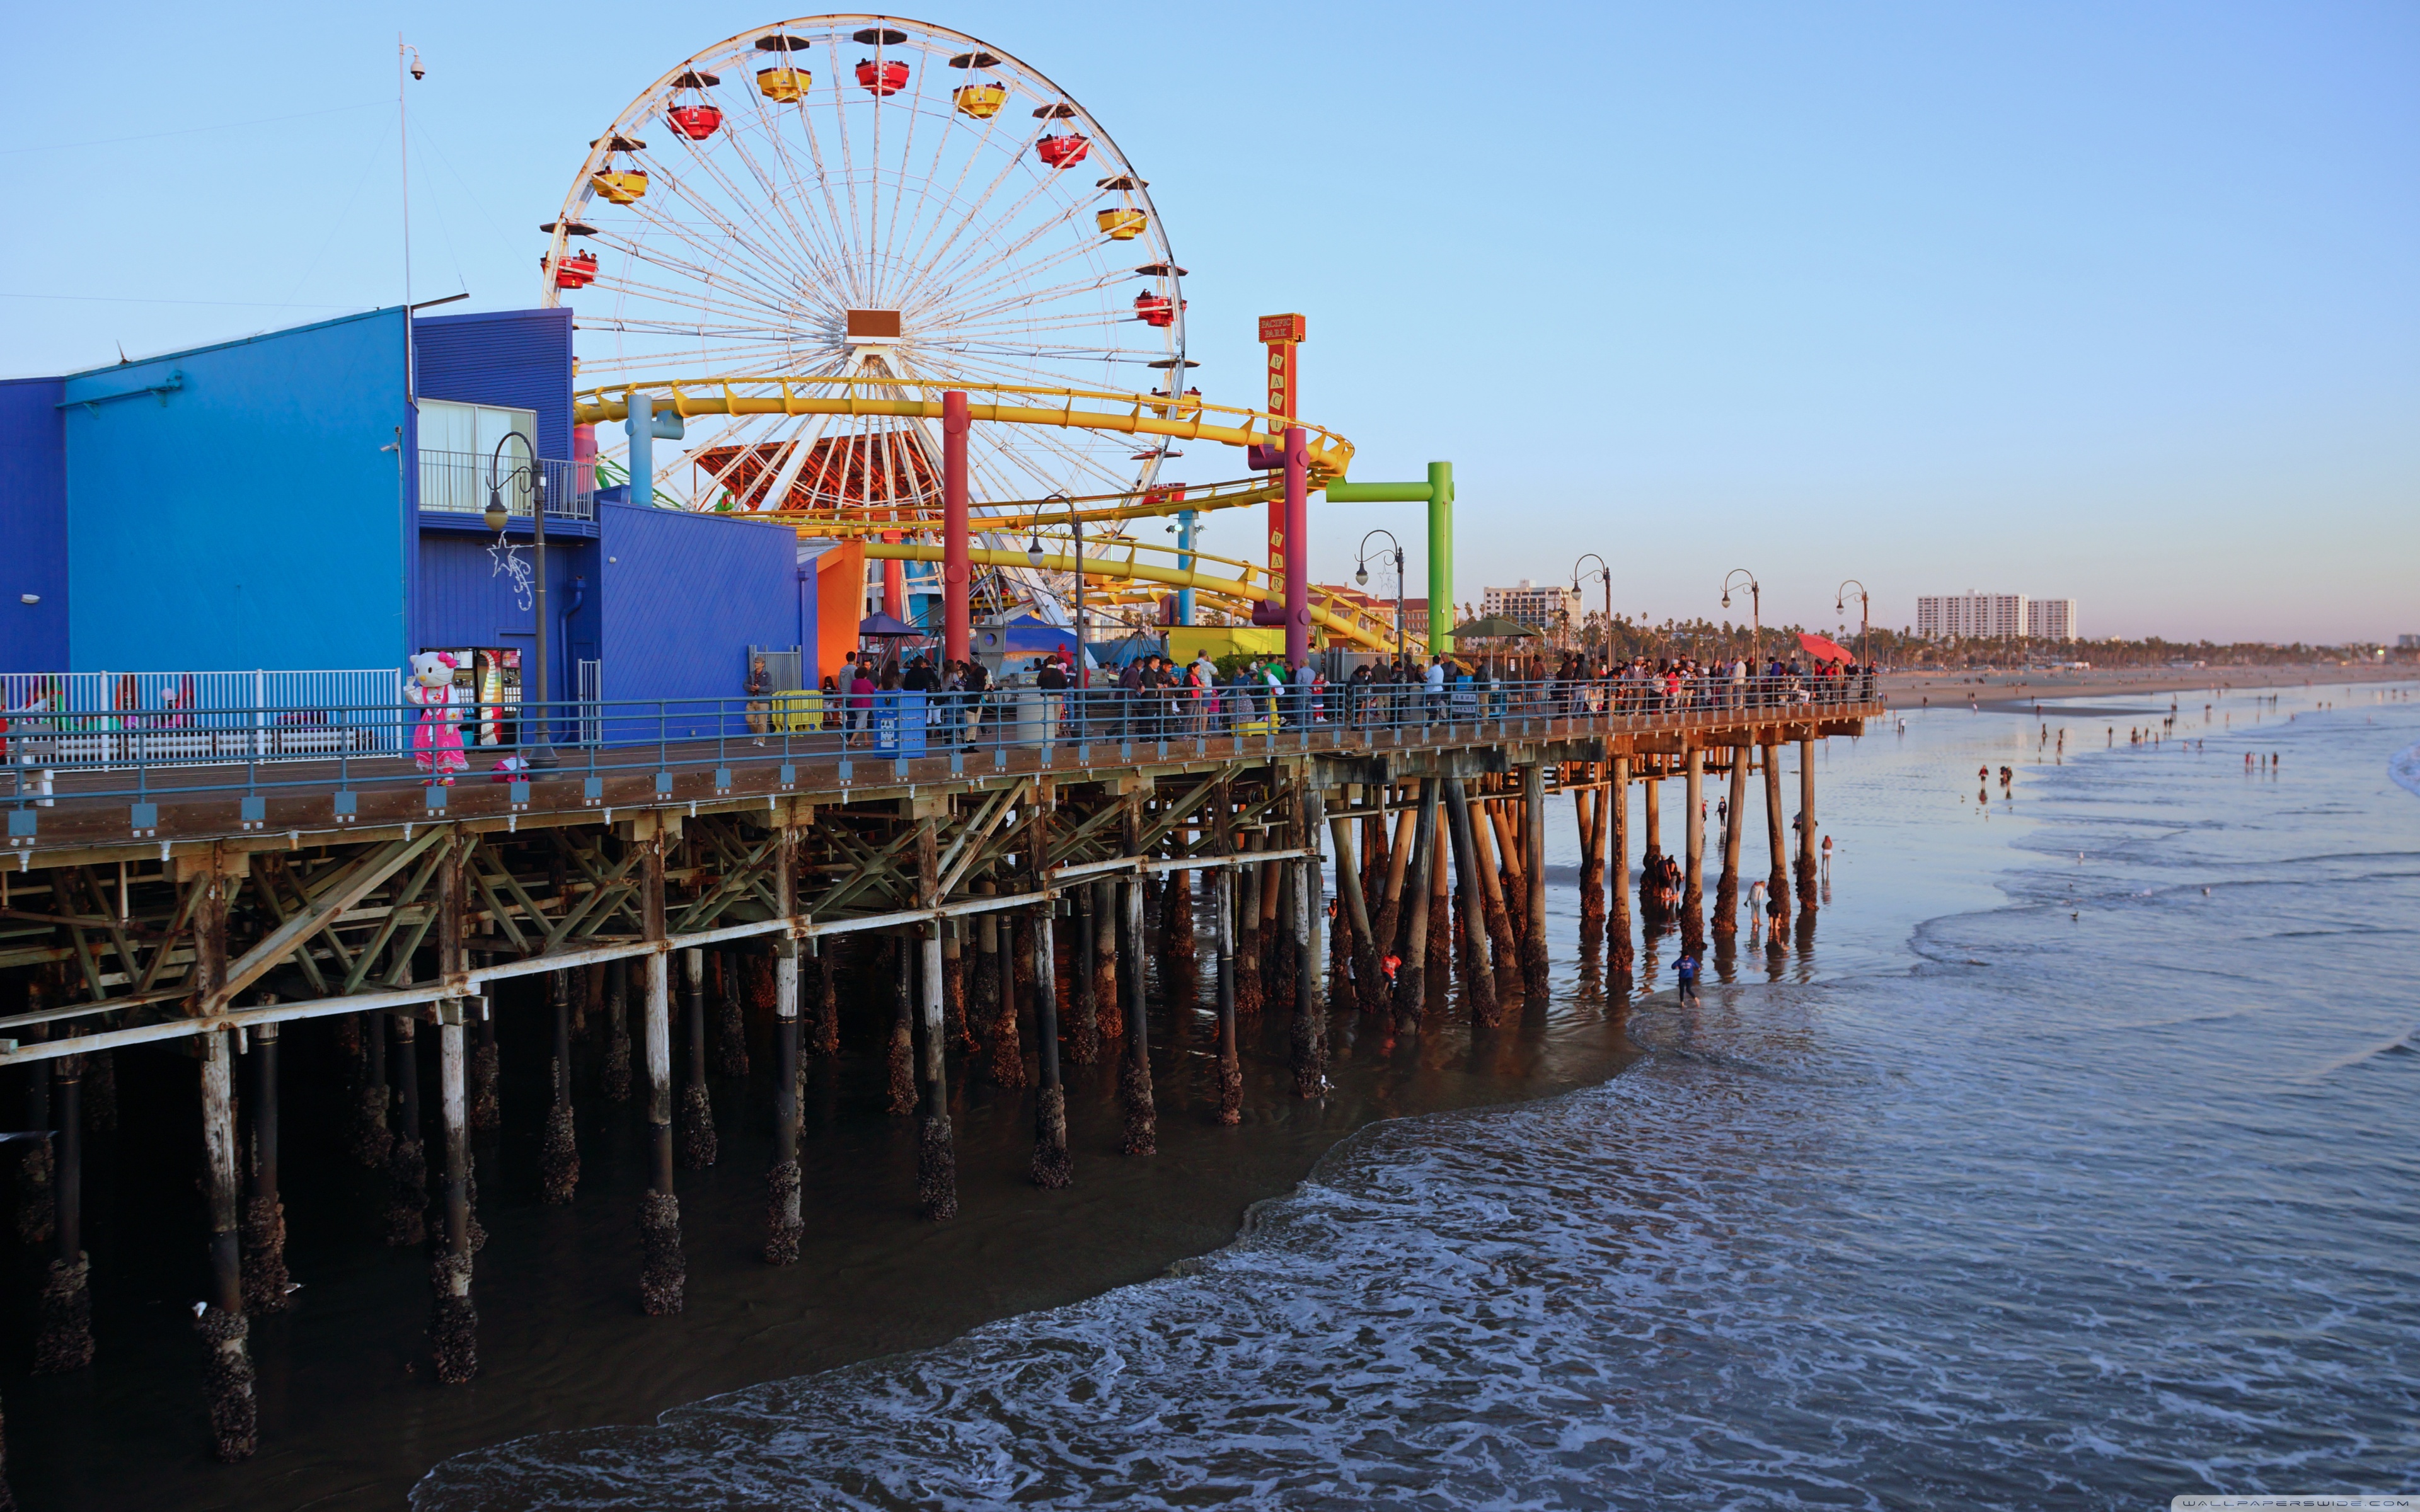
[1798,632,1853,663]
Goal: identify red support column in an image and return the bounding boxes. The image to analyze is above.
[942,390,971,663]
[1284,425,1310,668]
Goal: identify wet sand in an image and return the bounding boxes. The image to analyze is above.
[1881,662,2411,713]
[5,945,1642,1511]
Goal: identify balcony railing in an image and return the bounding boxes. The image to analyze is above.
[417,449,597,523]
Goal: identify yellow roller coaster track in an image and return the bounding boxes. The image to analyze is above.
[865,541,1426,658]
[572,375,1356,482]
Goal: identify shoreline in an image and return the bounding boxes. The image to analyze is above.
[1879,663,2415,713]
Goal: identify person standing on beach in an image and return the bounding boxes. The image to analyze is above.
[1676,949,1701,1005]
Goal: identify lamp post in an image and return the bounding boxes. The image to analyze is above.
[1574,553,1610,665]
[1354,528,1406,672]
[1720,568,1760,675]
[485,430,553,768]
[1026,491,1083,690]
[1835,578,1870,675]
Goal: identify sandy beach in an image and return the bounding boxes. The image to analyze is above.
[1879,662,2415,713]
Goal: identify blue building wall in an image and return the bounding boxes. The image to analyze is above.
[0,378,69,669]
[415,534,599,702]
[413,307,574,459]
[62,307,408,672]
[596,503,796,735]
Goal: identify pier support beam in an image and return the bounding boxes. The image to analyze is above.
[1641,772,1664,922]
[199,1026,256,1462]
[1522,764,1549,992]
[1093,879,1122,1041]
[1291,788,1328,1094]
[35,1053,92,1374]
[1329,799,1378,1017]
[1442,778,1501,1028]
[1236,837,1264,1018]
[1763,742,1791,936]
[602,955,633,1102]
[717,948,750,1079]
[1608,756,1634,975]
[1796,736,1819,914]
[1394,779,1439,1031]
[541,970,579,1205]
[766,825,803,1261]
[885,936,916,1116]
[639,835,683,1315]
[981,883,1023,1087]
[1069,882,1100,1063]
[386,1012,426,1247]
[1121,792,1157,1152]
[1469,791,1521,988]
[1714,747,1747,938]
[916,819,959,1218]
[239,1022,288,1316]
[352,1003,390,1168]
[679,949,716,1169]
[1683,748,1706,951]
[431,999,477,1383]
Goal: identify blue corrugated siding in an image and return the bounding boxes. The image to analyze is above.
[415,534,598,697]
[413,308,573,458]
[0,377,69,668]
[597,503,796,738]
[62,307,408,672]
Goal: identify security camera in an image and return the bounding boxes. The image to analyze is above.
[410,62,427,80]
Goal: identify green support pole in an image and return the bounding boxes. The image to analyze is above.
[1427,460,1453,655]
[1321,462,1454,655]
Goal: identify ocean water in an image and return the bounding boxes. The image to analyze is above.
[416,682,2420,1510]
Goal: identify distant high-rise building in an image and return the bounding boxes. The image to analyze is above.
[1482,579,1581,631]
[1916,592,2075,641]
[1917,592,2027,641]
[2026,598,2079,641]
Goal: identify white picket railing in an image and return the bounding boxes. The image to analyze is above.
[1,668,408,769]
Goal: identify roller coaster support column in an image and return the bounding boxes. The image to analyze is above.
[1175,509,1196,626]
[1321,462,1455,654]
[1285,427,1310,667]
[621,392,683,509]
[942,390,971,664]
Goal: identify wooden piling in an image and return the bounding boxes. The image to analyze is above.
[350,1002,390,1168]
[1641,771,1664,920]
[385,1012,427,1247]
[431,997,477,1384]
[1608,756,1634,975]
[971,890,1000,1057]
[1762,740,1791,934]
[1426,822,1453,988]
[1521,764,1550,992]
[1394,778,1439,1031]
[1682,748,1706,950]
[239,1020,288,1317]
[886,936,916,1116]
[1468,789,1522,987]
[1236,834,1265,1018]
[1796,735,1819,913]
[199,1026,256,1462]
[766,937,803,1261]
[916,820,959,1218]
[1121,792,1157,1152]
[1293,786,1329,1096]
[639,835,683,1316]
[1577,774,1607,940]
[601,954,633,1102]
[1328,798,1379,1017]
[541,968,579,1205]
[1714,747,1748,937]
[982,882,1024,1087]
[716,947,750,1078]
[1214,859,1242,1125]
[1069,882,1101,1064]
[1092,878,1123,1041]
[809,940,839,1058]
[1371,797,1414,1009]
[15,1024,52,1252]
[679,949,717,1168]
[1443,777,1501,1027]
[34,1052,92,1374]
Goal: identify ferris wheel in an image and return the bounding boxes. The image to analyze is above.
[540,15,1190,520]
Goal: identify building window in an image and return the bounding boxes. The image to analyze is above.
[419,399,538,515]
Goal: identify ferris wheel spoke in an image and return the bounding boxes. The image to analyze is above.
[869,45,942,309]
[645,145,834,319]
[910,198,1105,322]
[814,37,877,306]
[926,265,1123,335]
[714,98,856,305]
[596,219,814,325]
[890,103,1064,309]
[616,173,825,318]
[900,169,1089,314]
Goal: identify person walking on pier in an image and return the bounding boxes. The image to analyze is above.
[745,655,773,744]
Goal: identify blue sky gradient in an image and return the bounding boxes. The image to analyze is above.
[5,1,2411,643]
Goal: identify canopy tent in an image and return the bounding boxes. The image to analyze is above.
[858,612,922,638]
[1448,615,1542,675]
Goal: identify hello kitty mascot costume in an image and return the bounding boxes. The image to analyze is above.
[408,652,468,782]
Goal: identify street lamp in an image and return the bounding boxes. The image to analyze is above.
[1028,492,1084,689]
[1835,578,1870,675]
[1720,568,1760,673]
[1355,528,1406,671]
[487,430,555,768]
[1573,553,1610,665]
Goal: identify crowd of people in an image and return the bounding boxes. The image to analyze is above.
[759,644,1877,749]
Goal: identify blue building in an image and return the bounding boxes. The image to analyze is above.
[1,306,813,720]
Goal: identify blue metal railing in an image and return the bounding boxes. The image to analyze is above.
[2,672,1881,840]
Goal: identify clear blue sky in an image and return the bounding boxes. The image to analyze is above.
[6,1,2412,644]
